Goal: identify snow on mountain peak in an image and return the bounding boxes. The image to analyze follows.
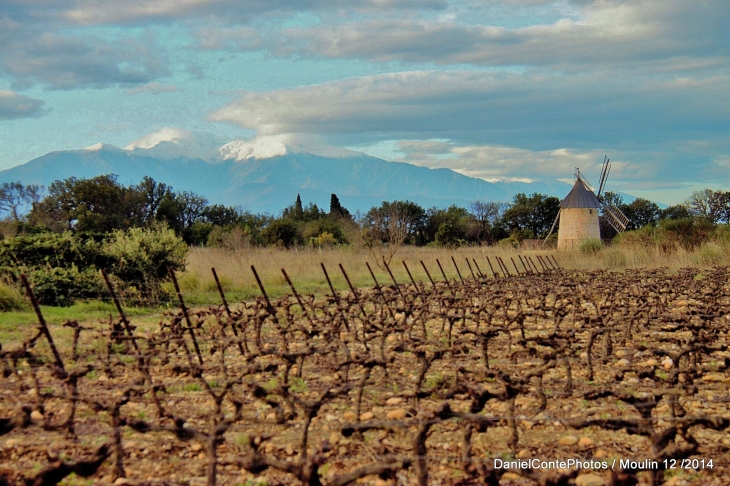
[125,127,189,150]
[219,135,359,161]
[124,127,225,161]
[84,142,105,151]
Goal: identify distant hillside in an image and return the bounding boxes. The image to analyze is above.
[0,138,580,214]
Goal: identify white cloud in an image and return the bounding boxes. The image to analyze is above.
[0,32,168,90]
[0,90,47,119]
[124,82,181,95]
[61,0,446,25]
[393,141,601,182]
[210,69,730,148]
[209,0,730,72]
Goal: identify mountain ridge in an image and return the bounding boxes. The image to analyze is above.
[0,137,612,214]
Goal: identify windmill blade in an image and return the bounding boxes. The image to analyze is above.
[598,156,610,197]
[601,201,629,233]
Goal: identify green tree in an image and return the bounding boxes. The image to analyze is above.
[620,198,660,230]
[261,219,301,248]
[133,176,174,226]
[0,181,44,222]
[469,200,505,245]
[660,204,691,221]
[156,191,209,243]
[425,205,470,246]
[502,193,560,239]
[329,193,351,219]
[34,174,143,233]
[202,204,243,226]
[363,200,427,245]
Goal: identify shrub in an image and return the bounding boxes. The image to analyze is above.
[579,238,602,254]
[435,223,465,248]
[0,280,26,311]
[498,237,520,249]
[657,218,713,250]
[27,266,104,307]
[261,219,301,248]
[712,224,730,246]
[310,231,339,248]
[0,232,99,273]
[0,224,187,307]
[101,224,187,302]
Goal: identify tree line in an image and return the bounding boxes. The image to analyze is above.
[1,174,728,248]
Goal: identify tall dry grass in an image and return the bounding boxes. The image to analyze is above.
[181,241,730,303]
[181,245,555,302]
[566,241,730,271]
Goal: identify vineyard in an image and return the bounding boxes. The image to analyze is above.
[2,255,730,486]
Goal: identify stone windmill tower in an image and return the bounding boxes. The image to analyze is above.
[545,156,629,249]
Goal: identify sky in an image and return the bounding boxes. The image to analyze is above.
[0,0,728,205]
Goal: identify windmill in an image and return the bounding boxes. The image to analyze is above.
[544,156,629,249]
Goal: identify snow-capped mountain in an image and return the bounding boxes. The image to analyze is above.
[0,129,574,214]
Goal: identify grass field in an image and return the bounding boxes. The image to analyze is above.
[180,245,560,304]
[180,242,730,305]
[2,241,730,344]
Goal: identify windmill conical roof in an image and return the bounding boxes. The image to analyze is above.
[559,179,601,209]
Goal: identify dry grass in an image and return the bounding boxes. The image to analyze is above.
[181,245,555,303]
[181,241,730,304]
[565,241,730,271]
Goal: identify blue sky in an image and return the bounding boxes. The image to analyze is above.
[0,0,728,204]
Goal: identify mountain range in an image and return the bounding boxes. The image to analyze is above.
[0,132,617,214]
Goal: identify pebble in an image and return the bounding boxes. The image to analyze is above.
[198,452,206,460]
[30,411,44,421]
[329,432,340,445]
[578,437,594,448]
[285,445,294,455]
[559,435,579,446]
[386,397,403,406]
[593,449,607,458]
[342,412,356,421]
[575,474,606,486]
[360,412,374,421]
[386,409,407,420]
[191,443,203,452]
[114,479,128,485]
[502,472,521,480]
[516,449,531,458]
[616,359,630,367]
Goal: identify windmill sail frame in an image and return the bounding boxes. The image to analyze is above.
[600,202,629,233]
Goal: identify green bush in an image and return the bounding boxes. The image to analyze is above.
[0,224,187,307]
[579,238,603,254]
[0,232,99,272]
[261,219,301,248]
[657,218,713,250]
[615,219,715,254]
[712,224,730,245]
[435,223,465,248]
[27,266,104,307]
[0,280,26,311]
[100,224,187,302]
